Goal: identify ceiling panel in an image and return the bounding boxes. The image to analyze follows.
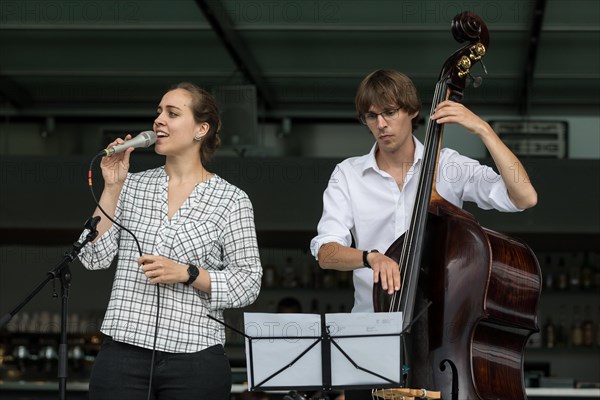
[0,0,598,122]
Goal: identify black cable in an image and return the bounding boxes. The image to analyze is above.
[88,154,161,400]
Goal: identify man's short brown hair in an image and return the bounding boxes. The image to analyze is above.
[355,70,421,132]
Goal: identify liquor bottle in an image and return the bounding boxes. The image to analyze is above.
[569,252,581,290]
[262,263,277,288]
[543,317,556,349]
[556,257,568,291]
[543,255,554,290]
[281,257,298,288]
[580,252,593,290]
[570,305,583,347]
[581,305,595,347]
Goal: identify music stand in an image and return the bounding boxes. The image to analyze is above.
[242,312,403,393]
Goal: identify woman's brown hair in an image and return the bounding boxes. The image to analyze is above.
[171,82,222,166]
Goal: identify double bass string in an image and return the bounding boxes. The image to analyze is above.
[390,79,448,329]
[381,78,448,391]
[390,79,443,312]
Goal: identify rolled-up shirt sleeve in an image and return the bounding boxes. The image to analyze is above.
[77,179,127,270]
[208,192,262,311]
[310,164,355,259]
[78,224,120,270]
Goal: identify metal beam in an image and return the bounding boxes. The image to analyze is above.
[0,76,33,110]
[194,0,275,109]
[520,0,547,115]
[3,24,597,33]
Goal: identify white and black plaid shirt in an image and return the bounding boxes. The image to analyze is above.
[78,167,262,353]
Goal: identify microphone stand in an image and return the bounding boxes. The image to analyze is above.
[0,216,101,400]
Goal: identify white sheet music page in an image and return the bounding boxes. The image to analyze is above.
[327,312,402,386]
[243,312,322,389]
[243,312,402,389]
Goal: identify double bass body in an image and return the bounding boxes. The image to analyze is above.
[375,198,541,400]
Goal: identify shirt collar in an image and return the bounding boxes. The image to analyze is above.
[360,135,425,174]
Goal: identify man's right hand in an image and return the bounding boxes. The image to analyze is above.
[368,251,401,295]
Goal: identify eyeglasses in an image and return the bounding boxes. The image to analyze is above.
[359,108,402,125]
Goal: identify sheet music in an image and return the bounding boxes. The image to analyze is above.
[327,312,402,385]
[243,312,402,389]
[244,313,322,388]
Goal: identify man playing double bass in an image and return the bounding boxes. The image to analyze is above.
[310,69,537,400]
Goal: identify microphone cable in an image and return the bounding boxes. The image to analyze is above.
[88,153,161,400]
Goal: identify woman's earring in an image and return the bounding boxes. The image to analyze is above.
[194,134,202,141]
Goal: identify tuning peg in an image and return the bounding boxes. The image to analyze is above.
[480,59,488,75]
[467,73,483,88]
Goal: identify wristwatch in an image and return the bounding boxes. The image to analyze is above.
[363,249,379,269]
[185,264,199,285]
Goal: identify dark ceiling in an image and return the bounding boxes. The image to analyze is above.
[0,0,599,123]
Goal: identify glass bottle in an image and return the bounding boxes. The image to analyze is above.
[570,305,583,347]
[262,262,277,288]
[282,256,298,288]
[556,257,568,291]
[580,252,593,290]
[543,255,554,290]
[581,305,594,347]
[569,252,581,291]
[543,317,556,349]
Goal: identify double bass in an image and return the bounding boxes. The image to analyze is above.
[373,12,542,400]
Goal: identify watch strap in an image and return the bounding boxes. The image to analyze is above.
[363,249,379,268]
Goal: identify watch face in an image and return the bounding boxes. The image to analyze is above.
[186,264,199,285]
[188,265,199,277]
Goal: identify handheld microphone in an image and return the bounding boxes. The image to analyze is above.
[100,131,157,156]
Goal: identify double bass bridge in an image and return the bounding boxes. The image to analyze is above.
[373,387,441,400]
